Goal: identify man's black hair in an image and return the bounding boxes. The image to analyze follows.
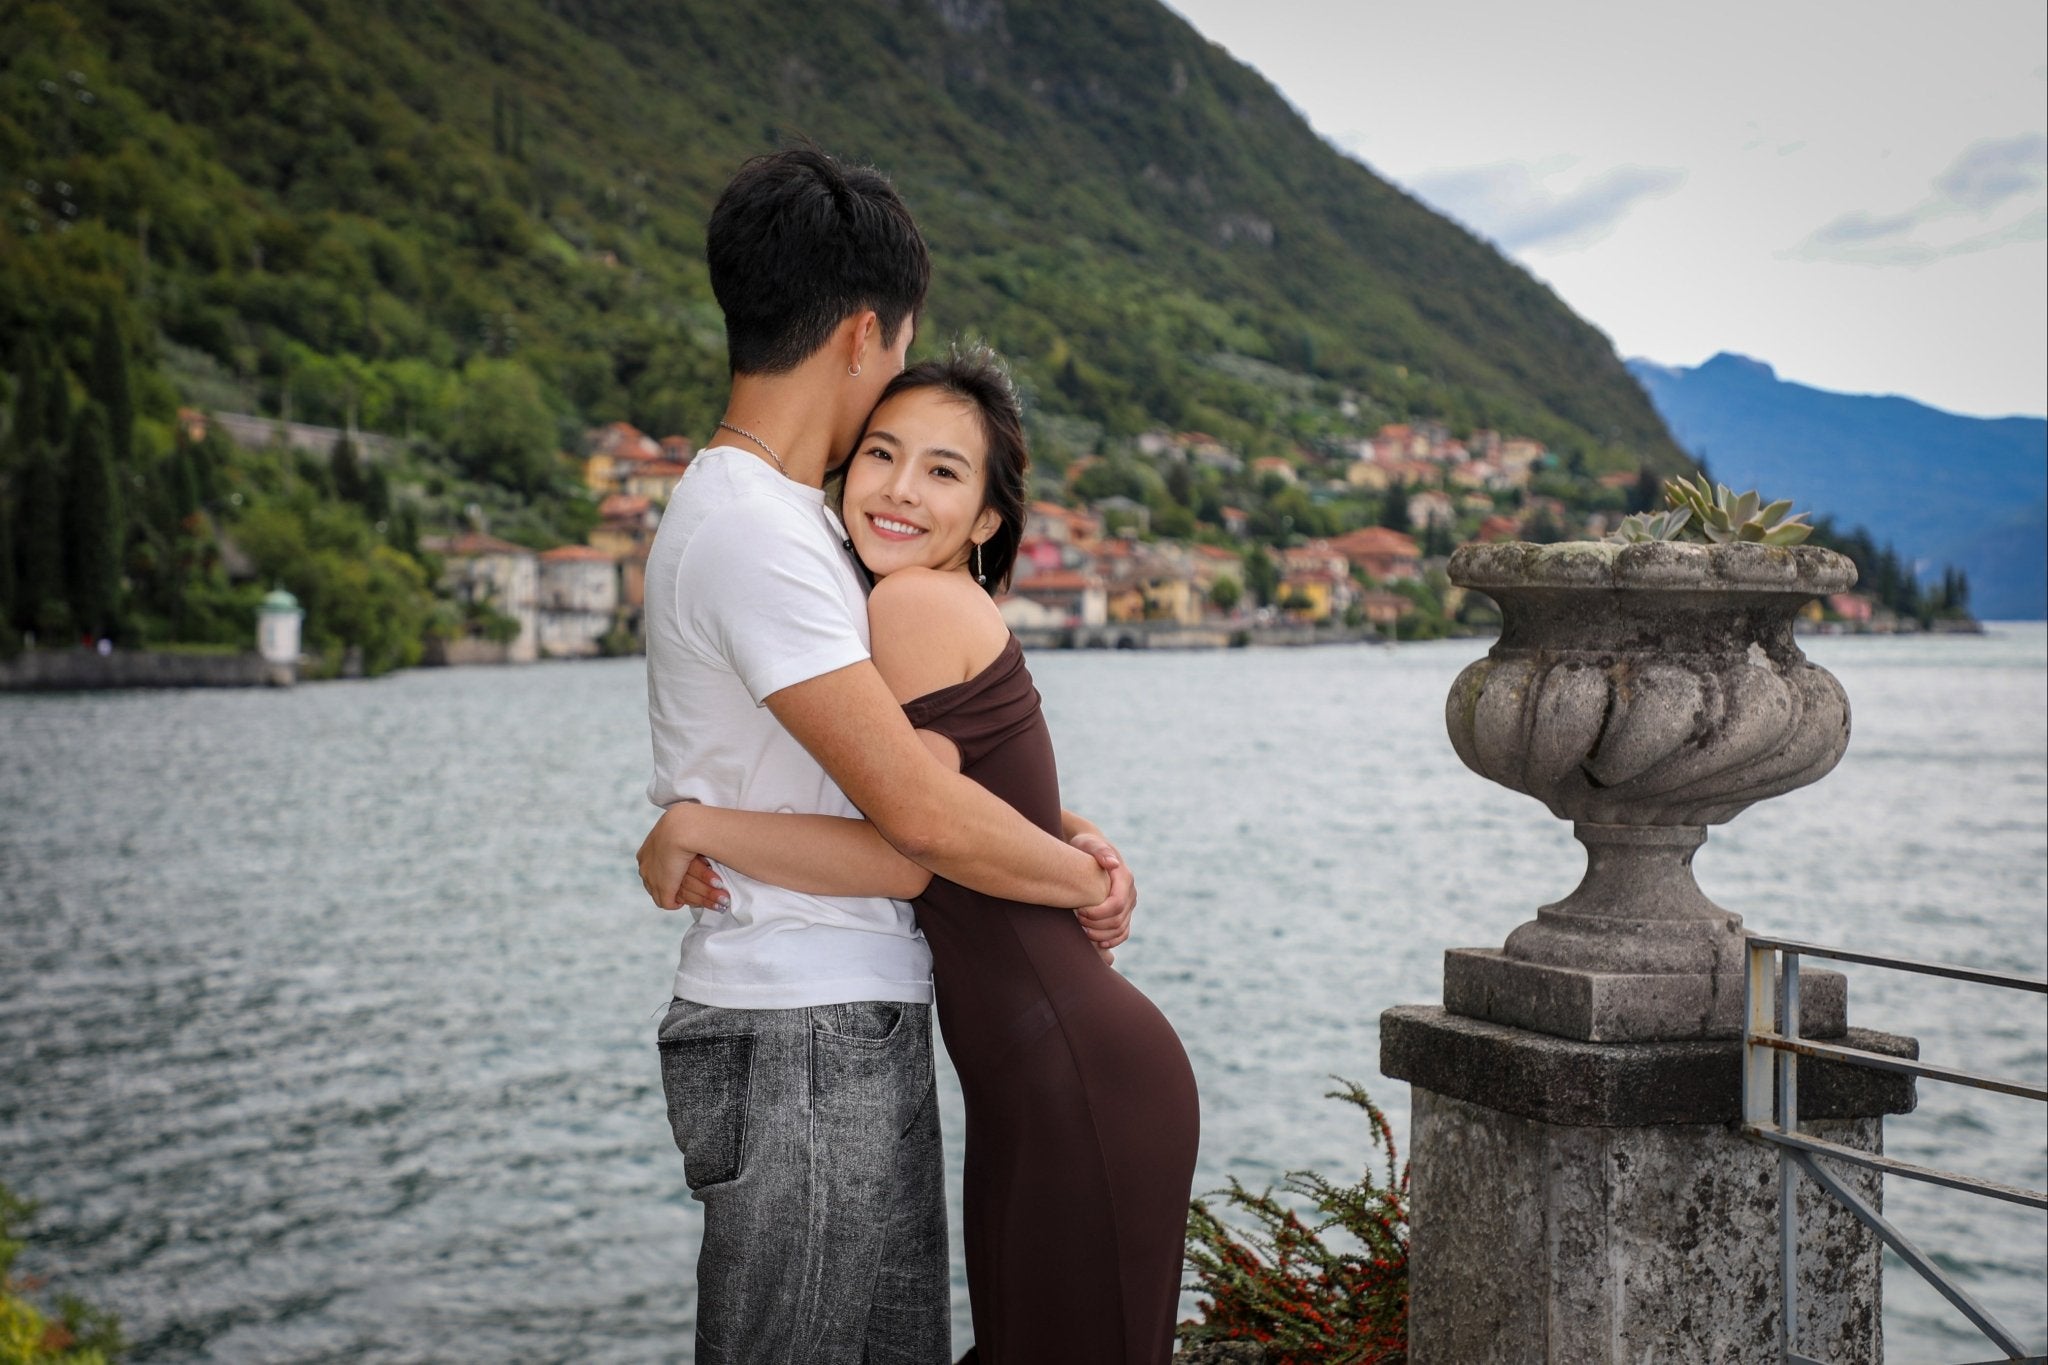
[707,147,931,376]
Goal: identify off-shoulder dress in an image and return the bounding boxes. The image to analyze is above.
[902,635,1201,1365]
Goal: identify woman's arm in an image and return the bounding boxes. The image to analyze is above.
[639,802,932,905]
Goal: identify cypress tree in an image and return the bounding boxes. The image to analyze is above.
[330,432,364,505]
[190,427,222,507]
[19,450,65,637]
[89,301,133,469]
[10,344,46,457]
[40,344,69,455]
[391,501,420,559]
[1628,465,1661,515]
[169,442,200,524]
[0,490,14,643]
[64,405,120,639]
[1378,481,1410,531]
[362,460,391,522]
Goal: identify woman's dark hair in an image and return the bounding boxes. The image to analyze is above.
[707,146,931,376]
[872,346,1030,595]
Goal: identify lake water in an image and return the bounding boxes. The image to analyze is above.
[3,626,2043,1361]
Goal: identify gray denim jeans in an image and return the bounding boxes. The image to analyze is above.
[657,998,950,1365]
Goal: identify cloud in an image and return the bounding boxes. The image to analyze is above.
[1406,160,1686,253]
[1933,133,2047,211]
[1790,133,2047,266]
[1807,208,1923,247]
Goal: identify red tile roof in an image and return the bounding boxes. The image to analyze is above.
[541,545,616,563]
[630,460,690,479]
[599,494,653,520]
[1331,526,1420,557]
[426,532,534,558]
[1016,571,1097,593]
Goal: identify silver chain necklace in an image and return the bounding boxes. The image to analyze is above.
[715,420,787,477]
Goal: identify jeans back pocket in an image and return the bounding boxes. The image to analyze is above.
[656,1033,754,1192]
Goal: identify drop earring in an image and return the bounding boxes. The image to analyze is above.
[974,542,986,586]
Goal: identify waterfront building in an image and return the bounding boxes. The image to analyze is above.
[536,546,619,658]
[1330,526,1422,582]
[423,532,538,662]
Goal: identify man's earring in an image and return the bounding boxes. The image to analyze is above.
[974,542,986,586]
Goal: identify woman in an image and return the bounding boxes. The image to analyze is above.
[643,350,1200,1363]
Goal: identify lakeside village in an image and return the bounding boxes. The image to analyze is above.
[414,416,1942,666]
[0,376,1971,693]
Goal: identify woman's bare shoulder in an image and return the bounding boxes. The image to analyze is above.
[867,568,1009,704]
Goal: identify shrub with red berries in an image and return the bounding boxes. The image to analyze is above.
[1180,1080,1408,1364]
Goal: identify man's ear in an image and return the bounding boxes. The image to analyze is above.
[849,309,879,369]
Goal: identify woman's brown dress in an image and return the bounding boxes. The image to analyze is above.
[902,635,1201,1365]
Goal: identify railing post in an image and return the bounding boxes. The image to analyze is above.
[1780,952,1802,1360]
[1745,941,1776,1128]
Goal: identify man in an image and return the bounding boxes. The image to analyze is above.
[635,148,1134,1364]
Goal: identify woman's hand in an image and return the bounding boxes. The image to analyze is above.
[637,805,728,912]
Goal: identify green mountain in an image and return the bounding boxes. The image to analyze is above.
[1,0,1684,468]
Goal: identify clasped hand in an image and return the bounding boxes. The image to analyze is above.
[635,806,1135,965]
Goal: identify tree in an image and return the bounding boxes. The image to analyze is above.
[1208,575,1242,614]
[39,344,69,456]
[330,432,364,506]
[88,301,132,470]
[9,343,46,458]
[1627,465,1661,515]
[449,358,557,493]
[361,461,392,522]
[1378,481,1410,530]
[1243,545,1279,607]
[1523,504,1565,544]
[0,489,14,648]
[17,451,65,637]
[167,442,200,525]
[64,405,121,638]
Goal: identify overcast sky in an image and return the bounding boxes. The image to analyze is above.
[1164,0,2047,419]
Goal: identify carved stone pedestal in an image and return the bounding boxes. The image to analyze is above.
[1385,541,1915,1362]
[1382,1007,1916,1364]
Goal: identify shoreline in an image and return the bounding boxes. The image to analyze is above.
[1,618,2026,692]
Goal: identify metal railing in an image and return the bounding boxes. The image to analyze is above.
[1742,934,2048,1364]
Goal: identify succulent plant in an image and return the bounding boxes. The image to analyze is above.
[1609,507,1694,543]
[1663,475,1815,545]
[1605,476,1815,546]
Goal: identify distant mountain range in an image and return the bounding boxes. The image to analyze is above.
[1627,354,2047,620]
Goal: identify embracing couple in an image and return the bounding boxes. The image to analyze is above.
[633,147,1200,1364]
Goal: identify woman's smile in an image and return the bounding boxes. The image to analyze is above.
[866,514,928,540]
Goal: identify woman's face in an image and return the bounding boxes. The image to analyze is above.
[843,387,1001,581]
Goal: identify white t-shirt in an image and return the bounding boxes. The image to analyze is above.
[644,446,932,1008]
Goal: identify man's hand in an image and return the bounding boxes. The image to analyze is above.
[1070,832,1134,965]
[637,806,727,912]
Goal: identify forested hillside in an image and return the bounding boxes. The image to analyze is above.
[1,0,1698,665]
[2,0,1683,461]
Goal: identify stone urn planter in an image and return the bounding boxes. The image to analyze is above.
[1442,539,1857,1041]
